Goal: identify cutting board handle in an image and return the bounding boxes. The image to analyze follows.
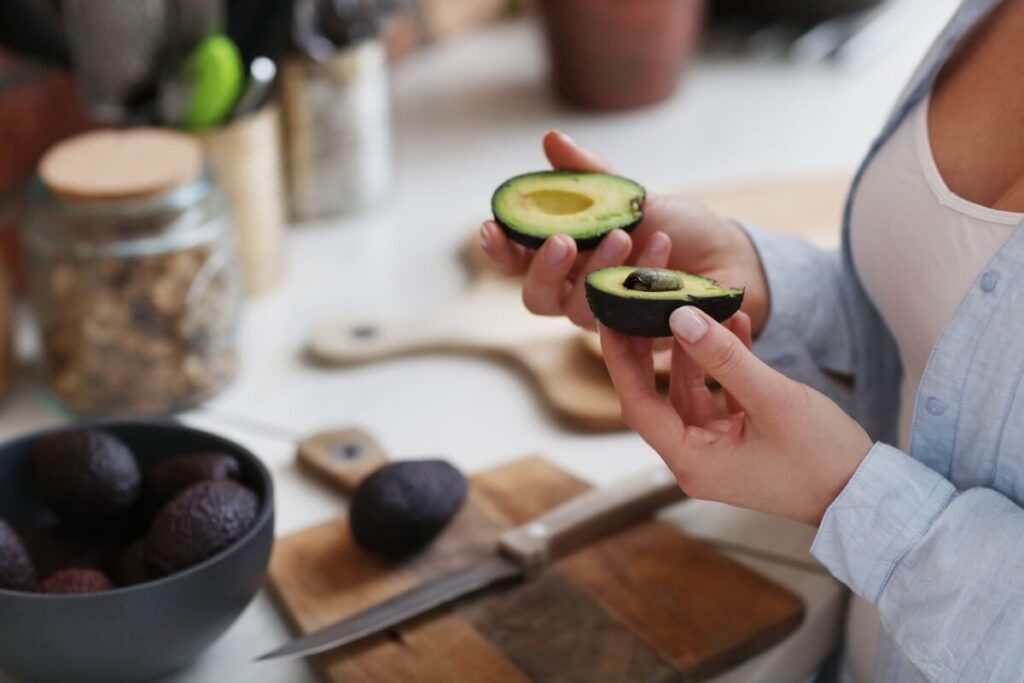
[309,317,463,365]
[498,467,685,571]
[297,428,392,494]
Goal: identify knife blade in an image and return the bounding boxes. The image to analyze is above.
[257,466,684,661]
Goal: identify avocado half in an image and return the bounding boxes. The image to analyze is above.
[586,266,744,337]
[491,171,645,250]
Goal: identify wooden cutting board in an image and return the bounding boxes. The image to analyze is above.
[307,174,849,432]
[268,440,805,682]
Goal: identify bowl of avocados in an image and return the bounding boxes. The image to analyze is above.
[491,170,646,250]
[586,266,744,337]
[0,420,274,683]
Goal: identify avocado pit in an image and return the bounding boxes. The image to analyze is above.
[624,268,684,293]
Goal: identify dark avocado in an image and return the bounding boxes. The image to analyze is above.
[586,266,744,337]
[31,429,141,527]
[491,171,645,250]
[144,480,259,577]
[19,524,128,577]
[112,540,149,587]
[349,460,468,559]
[144,452,240,512]
[0,519,37,592]
[40,568,114,594]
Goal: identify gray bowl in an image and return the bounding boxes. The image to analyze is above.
[0,420,274,683]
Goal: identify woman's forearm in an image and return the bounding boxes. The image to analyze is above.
[813,443,1024,681]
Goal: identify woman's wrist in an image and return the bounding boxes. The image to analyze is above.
[729,221,771,336]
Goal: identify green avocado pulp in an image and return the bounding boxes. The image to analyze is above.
[588,266,741,301]
[491,171,645,248]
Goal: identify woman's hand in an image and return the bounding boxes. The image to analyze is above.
[480,130,770,333]
[600,307,872,526]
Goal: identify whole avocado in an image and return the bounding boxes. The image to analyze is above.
[145,480,259,577]
[0,519,37,592]
[144,452,240,511]
[40,568,114,594]
[349,460,468,559]
[112,540,149,587]
[19,524,128,577]
[31,429,141,527]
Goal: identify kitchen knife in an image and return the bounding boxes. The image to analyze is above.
[257,466,685,661]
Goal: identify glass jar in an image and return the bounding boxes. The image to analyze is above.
[22,171,242,416]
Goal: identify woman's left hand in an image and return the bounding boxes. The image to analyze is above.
[600,307,873,526]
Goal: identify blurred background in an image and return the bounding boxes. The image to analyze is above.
[0,0,963,434]
[0,1,962,680]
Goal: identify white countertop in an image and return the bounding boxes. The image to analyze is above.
[1,2,960,681]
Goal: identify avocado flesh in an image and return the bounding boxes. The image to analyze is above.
[586,266,744,337]
[492,171,645,250]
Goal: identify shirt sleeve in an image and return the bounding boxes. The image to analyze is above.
[741,222,857,403]
[812,442,1024,681]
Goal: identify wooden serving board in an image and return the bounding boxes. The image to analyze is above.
[268,457,805,682]
[307,175,849,432]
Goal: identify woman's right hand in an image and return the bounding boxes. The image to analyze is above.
[480,130,771,334]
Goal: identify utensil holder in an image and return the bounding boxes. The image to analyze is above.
[281,40,393,221]
[197,105,286,296]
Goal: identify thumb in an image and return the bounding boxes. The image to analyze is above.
[669,306,779,411]
[543,130,613,173]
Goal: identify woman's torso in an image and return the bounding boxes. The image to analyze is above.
[851,92,1023,452]
[847,87,1022,683]
[845,1,1024,678]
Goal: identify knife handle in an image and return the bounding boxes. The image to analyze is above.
[498,467,685,571]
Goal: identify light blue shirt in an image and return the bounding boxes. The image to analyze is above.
[744,1,1024,680]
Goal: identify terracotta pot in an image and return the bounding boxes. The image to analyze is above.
[539,0,704,111]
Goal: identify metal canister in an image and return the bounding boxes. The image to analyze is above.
[281,37,393,220]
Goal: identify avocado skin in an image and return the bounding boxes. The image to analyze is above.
[144,452,240,512]
[0,519,37,592]
[19,522,129,578]
[491,170,645,251]
[494,213,643,251]
[586,284,744,337]
[30,429,141,528]
[112,540,149,587]
[40,567,114,594]
[145,480,259,577]
[349,460,468,559]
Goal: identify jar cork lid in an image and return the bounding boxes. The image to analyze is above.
[39,129,204,202]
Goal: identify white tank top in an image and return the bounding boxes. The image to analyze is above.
[845,93,1022,681]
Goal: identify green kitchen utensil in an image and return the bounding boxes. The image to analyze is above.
[184,34,244,130]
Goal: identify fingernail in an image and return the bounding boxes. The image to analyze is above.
[671,307,709,344]
[549,129,571,143]
[479,224,493,250]
[599,231,629,260]
[545,236,570,265]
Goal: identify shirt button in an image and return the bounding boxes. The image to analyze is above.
[926,397,946,416]
[980,271,999,292]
